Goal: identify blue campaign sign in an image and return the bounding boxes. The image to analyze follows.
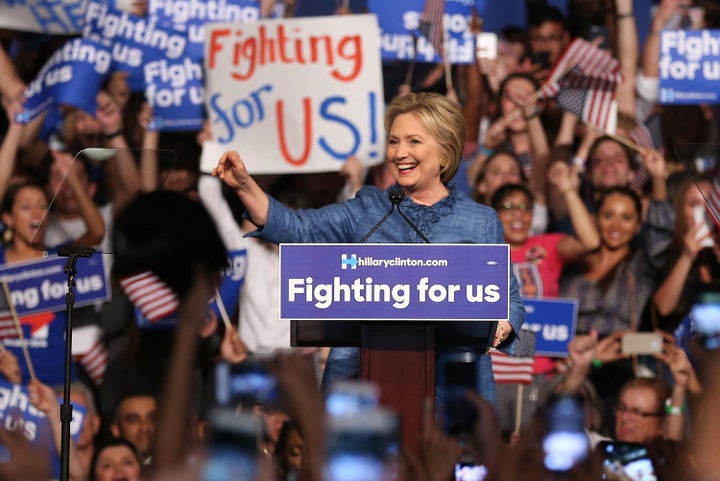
[147,0,260,61]
[144,57,205,132]
[0,380,86,479]
[366,0,478,64]
[280,243,509,321]
[521,297,577,357]
[658,29,720,105]
[18,37,113,124]
[0,255,110,317]
[83,0,188,90]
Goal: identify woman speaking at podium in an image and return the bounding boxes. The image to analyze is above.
[213,92,525,404]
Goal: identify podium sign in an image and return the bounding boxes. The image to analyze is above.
[280,243,509,322]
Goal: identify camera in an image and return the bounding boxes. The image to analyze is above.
[542,394,589,472]
[598,441,656,481]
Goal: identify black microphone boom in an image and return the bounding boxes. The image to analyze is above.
[359,188,430,243]
[359,191,396,243]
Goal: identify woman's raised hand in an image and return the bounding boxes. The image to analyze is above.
[212,150,251,191]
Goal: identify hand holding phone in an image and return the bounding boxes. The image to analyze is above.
[598,441,657,481]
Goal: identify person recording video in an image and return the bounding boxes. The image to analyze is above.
[213,92,525,403]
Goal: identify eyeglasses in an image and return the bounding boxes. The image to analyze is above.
[614,403,662,418]
[496,201,532,213]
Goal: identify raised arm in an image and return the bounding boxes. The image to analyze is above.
[548,161,601,261]
[614,0,638,117]
[212,150,270,227]
[95,91,141,214]
[137,102,160,192]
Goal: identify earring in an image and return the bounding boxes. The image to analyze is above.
[3,228,13,244]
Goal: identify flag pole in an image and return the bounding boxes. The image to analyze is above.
[214,288,234,330]
[443,17,453,91]
[1,280,35,379]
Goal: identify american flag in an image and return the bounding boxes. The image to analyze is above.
[490,350,534,384]
[542,38,622,99]
[419,0,445,55]
[628,113,663,194]
[119,271,179,323]
[556,73,617,131]
[709,175,720,230]
[72,325,107,385]
[490,328,536,384]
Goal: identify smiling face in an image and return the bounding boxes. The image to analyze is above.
[596,192,641,250]
[477,153,523,204]
[614,386,663,443]
[2,185,48,248]
[496,190,533,247]
[682,179,712,230]
[386,112,448,205]
[93,445,142,481]
[589,140,634,190]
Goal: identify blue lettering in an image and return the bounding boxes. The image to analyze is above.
[318,96,360,160]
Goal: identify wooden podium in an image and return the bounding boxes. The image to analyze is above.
[282,243,508,449]
[291,320,495,449]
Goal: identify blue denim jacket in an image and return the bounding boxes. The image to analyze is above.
[246,183,525,402]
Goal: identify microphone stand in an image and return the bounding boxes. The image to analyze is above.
[57,245,95,481]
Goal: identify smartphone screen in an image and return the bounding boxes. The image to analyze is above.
[599,441,657,481]
[691,290,720,349]
[202,409,260,481]
[543,395,589,471]
[441,360,478,437]
[214,360,279,409]
[455,462,488,481]
[530,51,551,70]
[326,380,380,417]
[325,409,400,481]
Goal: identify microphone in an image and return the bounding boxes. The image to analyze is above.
[359,190,397,243]
[359,188,430,243]
[392,190,430,243]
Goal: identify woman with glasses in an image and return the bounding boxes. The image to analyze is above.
[489,160,599,434]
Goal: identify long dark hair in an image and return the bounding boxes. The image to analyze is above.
[112,190,228,300]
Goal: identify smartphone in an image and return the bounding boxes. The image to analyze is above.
[214,360,279,409]
[542,395,589,472]
[325,408,401,481]
[476,32,498,60]
[439,356,478,438]
[691,289,720,349]
[693,204,715,248]
[202,408,261,481]
[326,380,380,417]
[530,51,551,70]
[598,440,657,481]
[621,332,663,355]
[455,461,488,481]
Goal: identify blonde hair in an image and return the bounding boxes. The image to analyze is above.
[384,92,465,184]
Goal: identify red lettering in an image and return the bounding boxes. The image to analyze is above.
[276,98,312,166]
[208,29,230,70]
